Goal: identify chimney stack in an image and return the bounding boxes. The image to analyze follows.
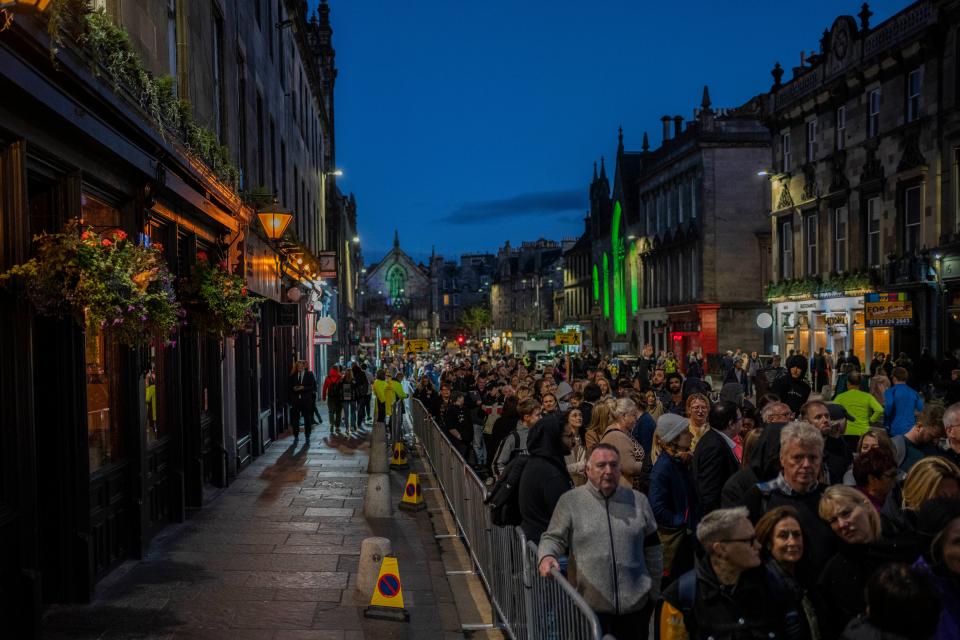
[661,115,672,143]
[673,115,683,137]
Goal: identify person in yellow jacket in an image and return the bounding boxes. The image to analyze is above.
[373,369,408,422]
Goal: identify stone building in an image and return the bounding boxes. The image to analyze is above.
[635,93,771,364]
[490,239,564,338]
[360,231,435,343]
[561,226,595,346]
[0,0,347,628]
[765,0,956,361]
[435,252,496,336]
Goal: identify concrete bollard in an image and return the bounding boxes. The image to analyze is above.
[357,536,392,597]
[367,422,389,474]
[363,472,392,519]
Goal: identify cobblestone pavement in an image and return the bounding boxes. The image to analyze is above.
[41,417,469,640]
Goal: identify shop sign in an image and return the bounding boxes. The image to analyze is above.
[777,302,797,313]
[404,339,429,354]
[824,313,847,326]
[315,316,337,337]
[798,301,820,311]
[555,331,582,346]
[865,292,913,327]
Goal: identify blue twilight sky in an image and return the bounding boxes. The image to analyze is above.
[319,0,906,266]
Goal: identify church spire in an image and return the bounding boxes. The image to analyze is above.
[599,156,607,181]
[592,161,598,181]
[393,229,399,249]
[642,131,650,152]
[701,85,712,110]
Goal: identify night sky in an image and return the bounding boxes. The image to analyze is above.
[320,0,906,266]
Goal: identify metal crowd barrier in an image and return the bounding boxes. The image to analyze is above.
[409,399,603,640]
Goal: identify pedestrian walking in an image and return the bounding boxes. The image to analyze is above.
[884,367,924,437]
[289,359,317,444]
[321,365,344,434]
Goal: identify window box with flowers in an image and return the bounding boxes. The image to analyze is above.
[178,251,259,337]
[0,221,181,346]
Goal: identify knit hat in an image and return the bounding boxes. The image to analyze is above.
[555,381,573,400]
[656,414,690,444]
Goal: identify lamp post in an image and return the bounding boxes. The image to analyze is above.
[257,202,293,281]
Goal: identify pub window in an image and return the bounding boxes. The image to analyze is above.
[834,207,848,273]
[144,222,169,444]
[82,195,124,473]
[780,220,794,280]
[805,214,818,276]
[782,132,792,173]
[806,119,817,164]
[867,88,881,138]
[835,105,846,151]
[867,197,882,268]
[907,68,922,123]
[904,185,922,254]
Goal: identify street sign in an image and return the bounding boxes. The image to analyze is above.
[316,316,337,337]
[555,331,581,346]
[865,292,913,327]
[404,339,429,354]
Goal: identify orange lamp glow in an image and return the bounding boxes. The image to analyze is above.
[257,209,293,240]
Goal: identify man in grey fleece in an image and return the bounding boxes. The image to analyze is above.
[537,442,662,639]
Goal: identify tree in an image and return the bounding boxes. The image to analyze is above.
[459,305,491,338]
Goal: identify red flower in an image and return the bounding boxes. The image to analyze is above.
[80,231,91,240]
[241,288,248,297]
[153,242,164,252]
[113,230,127,240]
[101,238,113,247]
[217,261,228,271]
[196,250,208,262]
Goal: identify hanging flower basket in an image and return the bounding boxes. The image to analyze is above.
[179,252,259,336]
[0,220,181,346]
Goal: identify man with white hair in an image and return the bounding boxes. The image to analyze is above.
[743,421,835,572]
[942,401,960,467]
[658,507,788,638]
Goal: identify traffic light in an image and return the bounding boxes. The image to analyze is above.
[381,338,389,346]
[457,335,465,345]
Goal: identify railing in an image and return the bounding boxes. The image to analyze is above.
[409,399,604,640]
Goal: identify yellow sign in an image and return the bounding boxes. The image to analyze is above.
[398,472,425,511]
[555,331,581,346]
[364,555,410,621]
[390,442,409,469]
[865,293,913,328]
[404,339,429,354]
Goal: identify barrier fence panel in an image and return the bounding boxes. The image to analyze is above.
[408,399,602,640]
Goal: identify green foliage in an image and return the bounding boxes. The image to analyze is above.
[459,305,492,337]
[0,221,181,346]
[179,253,260,337]
[245,185,275,209]
[75,8,240,189]
[765,270,876,302]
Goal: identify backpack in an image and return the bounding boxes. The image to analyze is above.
[492,430,522,470]
[484,452,529,527]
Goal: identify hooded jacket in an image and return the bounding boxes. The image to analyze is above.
[321,367,342,403]
[771,372,811,417]
[538,480,663,615]
[518,416,573,544]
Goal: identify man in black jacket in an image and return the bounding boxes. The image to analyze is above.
[289,360,317,444]
[692,401,742,515]
[518,415,575,544]
[771,355,811,417]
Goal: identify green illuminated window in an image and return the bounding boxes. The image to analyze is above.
[602,252,610,319]
[611,201,627,334]
[630,240,639,315]
[592,263,600,301]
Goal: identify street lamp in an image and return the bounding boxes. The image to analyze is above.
[327,169,343,177]
[257,204,293,241]
[352,235,360,244]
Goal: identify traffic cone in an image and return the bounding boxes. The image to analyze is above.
[363,555,410,622]
[390,441,409,469]
[398,472,425,511]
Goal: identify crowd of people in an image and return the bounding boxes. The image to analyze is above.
[404,345,960,640]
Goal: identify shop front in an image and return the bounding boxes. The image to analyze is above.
[773,295,891,364]
[637,307,668,356]
[666,304,719,373]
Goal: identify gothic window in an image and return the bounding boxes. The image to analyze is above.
[387,264,407,302]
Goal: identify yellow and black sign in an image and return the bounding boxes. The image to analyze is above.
[404,339,429,354]
[555,331,581,346]
[364,555,410,622]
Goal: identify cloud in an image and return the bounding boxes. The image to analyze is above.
[439,188,585,225]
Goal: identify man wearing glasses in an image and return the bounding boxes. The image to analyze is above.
[658,507,788,638]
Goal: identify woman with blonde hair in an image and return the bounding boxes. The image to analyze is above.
[595,375,613,400]
[644,389,664,421]
[902,456,960,512]
[600,397,647,491]
[583,398,616,451]
[684,393,710,450]
[817,485,917,637]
